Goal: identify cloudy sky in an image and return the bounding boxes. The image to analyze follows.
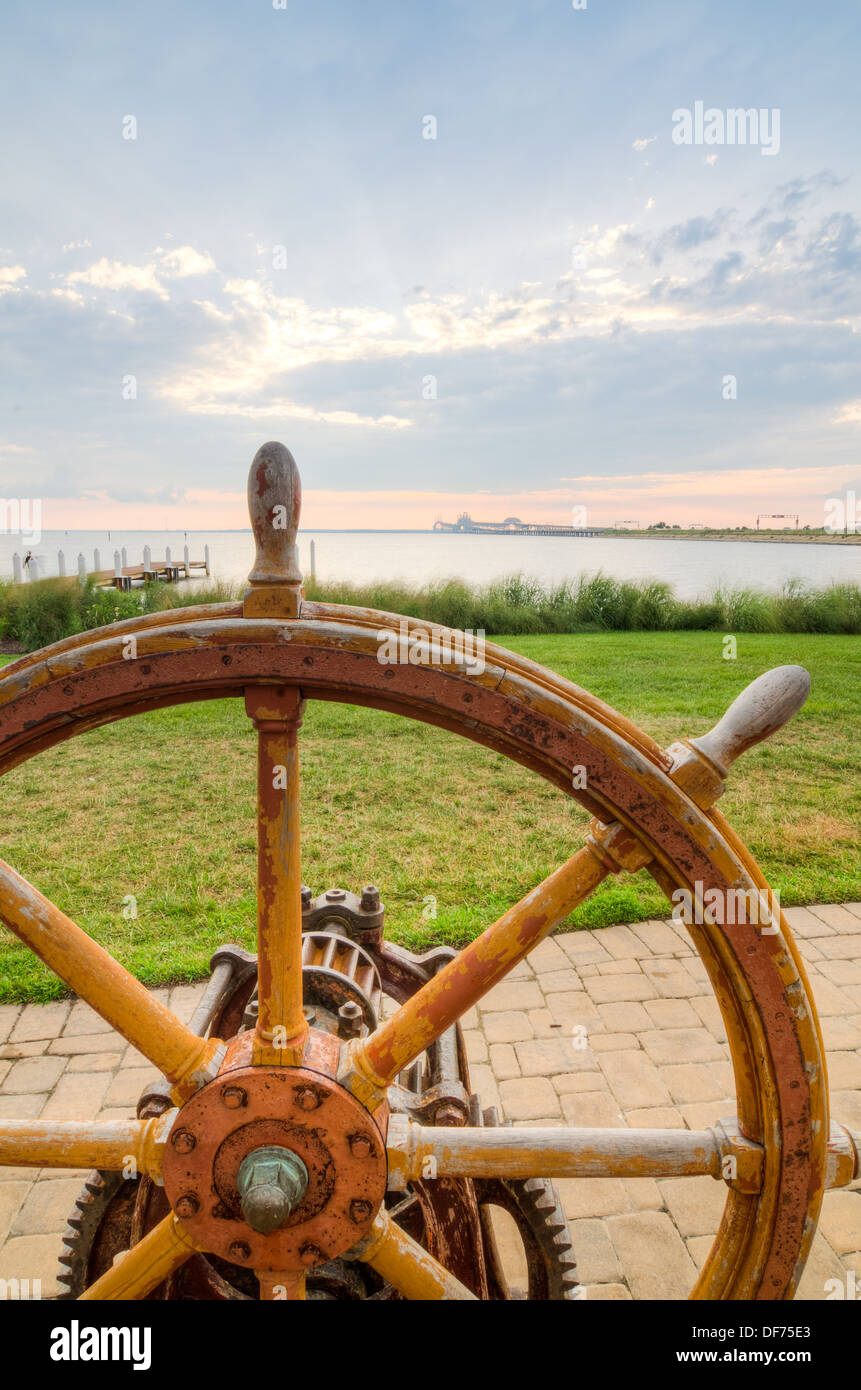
[1,0,859,529]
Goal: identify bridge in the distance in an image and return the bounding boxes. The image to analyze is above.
[433,512,601,537]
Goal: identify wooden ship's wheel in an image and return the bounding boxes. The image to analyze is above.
[0,442,857,1300]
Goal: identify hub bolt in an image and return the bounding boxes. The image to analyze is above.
[301,884,312,908]
[295,1086,322,1111]
[337,1000,364,1040]
[171,1128,196,1154]
[221,1085,247,1110]
[349,1134,374,1159]
[299,1243,323,1266]
[174,1194,200,1220]
[360,885,380,912]
[349,1199,373,1225]
[237,1146,310,1236]
[229,1241,252,1262]
[325,888,346,902]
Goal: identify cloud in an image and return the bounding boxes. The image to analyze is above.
[66,246,216,301]
[834,401,861,425]
[0,265,27,294]
[633,135,657,152]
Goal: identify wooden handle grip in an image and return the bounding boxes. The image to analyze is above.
[690,664,810,773]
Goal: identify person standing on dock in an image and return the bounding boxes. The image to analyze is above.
[23,551,33,571]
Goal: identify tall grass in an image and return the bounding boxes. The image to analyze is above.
[1,572,859,652]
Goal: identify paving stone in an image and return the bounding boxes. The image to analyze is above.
[624,1106,686,1129]
[810,905,861,934]
[168,984,207,1023]
[49,1032,127,1056]
[643,999,700,1030]
[821,1017,861,1052]
[10,1002,70,1044]
[679,1101,735,1130]
[797,939,824,963]
[824,1052,861,1091]
[557,933,611,966]
[0,1182,32,1242]
[40,1071,111,1122]
[551,1072,609,1096]
[817,1191,861,1256]
[544,992,601,1025]
[805,978,858,1017]
[483,1011,534,1044]
[585,974,657,1004]
[560,1091,624,1127]
[461,1007,478,1030]
[480,981,544,1013]
[103,1068,159,1109]
[641,960,700,999]
[0,1094,47,1119]
[783,906,835,938]
[0,1234,62,1297]
[597,960,644,977]
[584,1282,631,1300]
[690,996,728,1043]
[498,1076,560,1120]
[10,1179,84,1237]
[0,1055,66,1095]
[66,1051,123,1073]
[463,1030,487,1065]
[0,1040,50,1059]
[0,1006,21,1044]
[578,964,599,978]
[555,1177,631,1220]
[597,1002,652,1033]
[534,970,583,994]
[526,1008,569,1037]
[569,1218,622,1283]
[686,1235,715,1271]
[525,937,569,971]
[659,1175,727,1237]
[590,1033,638,1052]
[639,1028,724,1066]
[818,935,861,961]
[623,1178,663,1211]
[0,1060,9,1088]
[596,924,652,961]
[606,1211,697,1300]
[629,920,686,957]
[598,1050,671,1108]
[818,960,861,987]
[96,1108,137,1124]
[488,1043,520,1080]
[516,1038,598,1077]
[121,1045,153,1068]
[468,1064,501,1116]
[795,1231,851,1301]
[62,1002,113,1036]
[659,1063,725,1105]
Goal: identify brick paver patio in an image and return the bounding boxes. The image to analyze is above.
[1,903,859,1300]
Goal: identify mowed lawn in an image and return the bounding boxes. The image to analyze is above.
[0,631,858,1002]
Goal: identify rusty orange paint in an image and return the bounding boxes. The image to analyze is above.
[356,1209,477,1301]
[78,1214,199,1301]
[0,1115,170,1178]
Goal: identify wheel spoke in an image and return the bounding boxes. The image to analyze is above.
[0,860,221,1099]
[245,688,308,1066]
[354,1209,477,1301]
[257,1271,307,1300]
[385,1116,763,1190]
[0,1115,170,1176]
[78,1215,198,1301]
[344,842,609,1107]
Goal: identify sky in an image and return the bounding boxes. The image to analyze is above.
[1,0,860,530]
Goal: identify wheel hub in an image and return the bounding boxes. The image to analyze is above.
[161,1031,387,1273]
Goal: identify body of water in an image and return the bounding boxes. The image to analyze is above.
[1,530,859,602]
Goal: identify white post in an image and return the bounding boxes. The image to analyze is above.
[310,539,316,581]
[77,554,87,582]
[165,546,171,566]
[143,544,151,572]
[58,550,66,578]
[183,544,190,577]
[114,550,122,578]
[204,543,211,576]
[121,546,128,569]
[12,553,21,584]
[93,548,101,573]
[29,557,40,581]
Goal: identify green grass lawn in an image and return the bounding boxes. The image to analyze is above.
[0,631,858,1003]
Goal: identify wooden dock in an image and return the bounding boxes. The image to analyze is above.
[9,546,211,588]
